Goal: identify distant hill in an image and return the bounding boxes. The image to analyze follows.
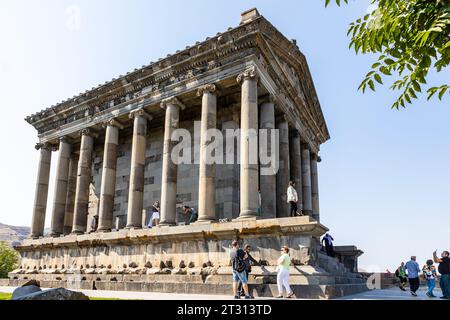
[0,223,30,247]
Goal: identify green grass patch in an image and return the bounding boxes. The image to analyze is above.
[0,292,137,301]
[0,293,12,300]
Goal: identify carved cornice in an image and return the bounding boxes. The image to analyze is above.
[25,15,329,151]
[197,84,218,97]
[236,66,258,85]
[160,97,186,111]
[129,109,153,121]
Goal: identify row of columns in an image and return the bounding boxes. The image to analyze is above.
[259,103,321,221]
[30,67,320,238]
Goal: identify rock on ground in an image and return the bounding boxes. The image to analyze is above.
[12,288,90,301]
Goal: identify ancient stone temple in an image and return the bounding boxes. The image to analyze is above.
[10,9,367,299]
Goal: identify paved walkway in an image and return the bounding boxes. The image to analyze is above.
[338,287,446,300]
[1,286,446,300]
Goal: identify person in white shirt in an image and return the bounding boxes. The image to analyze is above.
[147,201,160,228]
[287,181,300,217]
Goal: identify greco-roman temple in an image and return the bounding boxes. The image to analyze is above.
[10,9,367,299]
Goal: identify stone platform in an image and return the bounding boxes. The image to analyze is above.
[9,217,368,299]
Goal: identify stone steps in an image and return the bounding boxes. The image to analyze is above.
[17,280,367,299]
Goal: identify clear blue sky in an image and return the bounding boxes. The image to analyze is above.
[0,0,449,272]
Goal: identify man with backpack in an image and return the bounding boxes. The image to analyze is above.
[230,240,252,299]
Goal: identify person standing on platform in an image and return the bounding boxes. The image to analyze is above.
[433,250,450,300]
[422,259,438,298]
[147,201,160,228]
[405,256,421,297]
[180,206,198,225]
[395,262,408,291]
[287,181,299,217]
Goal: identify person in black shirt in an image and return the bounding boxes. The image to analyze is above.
[237,245,260,297]
[433,250,450,299]
[230,241,252,299]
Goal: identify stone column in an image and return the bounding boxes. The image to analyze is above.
[72,129,95,235]
[289,131,303,211]
[197,85,217,222]
[126,109,152,229]
[63,154,78,235]
[259,97,277,218]
[276,118,290,218]
[98,120,123,232]
[30,143,53,239]
[237,67,259,219]
[50,137,72,237]
[301,143,313,217]
[311,153,321,221]
[160,97,185,226]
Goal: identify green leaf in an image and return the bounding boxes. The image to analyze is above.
[374,73,383,84]
[438,87,448,100]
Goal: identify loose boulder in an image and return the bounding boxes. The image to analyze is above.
[12,285,42,300]
[13,288,90,301]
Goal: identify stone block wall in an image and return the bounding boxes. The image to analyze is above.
[85,117,241,227]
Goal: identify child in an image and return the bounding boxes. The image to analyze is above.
[423,259,437,298]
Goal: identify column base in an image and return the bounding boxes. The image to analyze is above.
[302,210,313,217]
[97,228,112,233]
[158,221,177,227]
[49,233,62,238]
[236,211,258,221]
[195,219,216,225]
[126,226,142,230]
[71,231,85,236]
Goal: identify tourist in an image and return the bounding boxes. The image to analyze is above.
[230,240,252,299]
[422,259,437,298]
[405,256,421,296]
[287,181,299,217]
[180,206,198,225]
[148,201,160,228]
[433,250,450,299]
[276,246,294,299]
[90,215,98,233]
[395,262,408,291]
[322,233,335,257]
[238,245,260,297]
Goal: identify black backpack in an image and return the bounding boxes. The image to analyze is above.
[233,251,247,273]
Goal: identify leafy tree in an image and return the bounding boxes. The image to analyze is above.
[0,241,19,278]
[326,0,450,109]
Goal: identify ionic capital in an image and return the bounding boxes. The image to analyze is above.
[129,108,153,121]
[80,128,98,138]
[160,97,186,111]
[311,153,322,163]
[59,136,72,145]
[261,94,277,104]
[237,66,258,85]
[197,84,218,97]
[35,142,54,151]
[103,119,125,130]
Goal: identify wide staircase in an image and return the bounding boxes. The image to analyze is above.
[7,252,369,299]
